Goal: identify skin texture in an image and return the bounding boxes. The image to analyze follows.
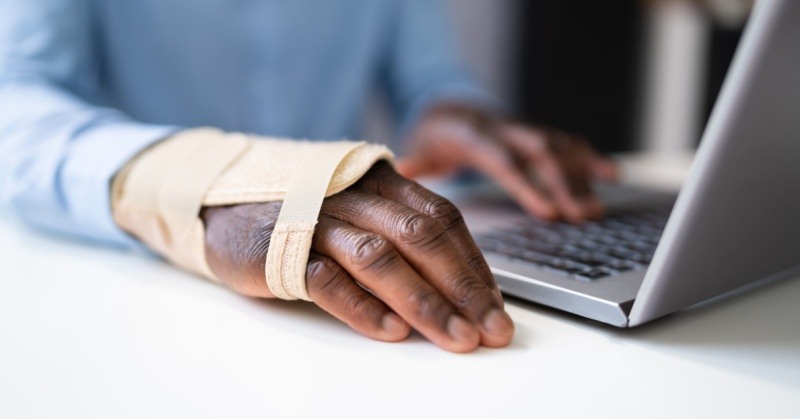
[202,105,615,353]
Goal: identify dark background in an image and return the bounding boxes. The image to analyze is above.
[513,0,743,153]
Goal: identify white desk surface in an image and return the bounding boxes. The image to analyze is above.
[1,153,799,419]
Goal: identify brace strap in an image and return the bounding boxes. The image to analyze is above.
[265,142,363,300]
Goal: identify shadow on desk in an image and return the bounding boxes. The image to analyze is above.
[229,294,531,355]
[624,278,800,388]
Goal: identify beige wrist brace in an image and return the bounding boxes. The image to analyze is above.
[112,128,393,301]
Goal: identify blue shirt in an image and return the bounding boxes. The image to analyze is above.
[0,0,491,247]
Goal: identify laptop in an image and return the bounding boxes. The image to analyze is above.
[473,0,800,327]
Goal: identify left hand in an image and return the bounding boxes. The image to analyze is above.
[397,104,618,222]
[202,161,513,352]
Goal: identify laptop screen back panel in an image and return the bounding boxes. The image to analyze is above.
[629,0,800,326]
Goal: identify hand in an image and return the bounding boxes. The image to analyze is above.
[201,161,514,353]
[397,104,618,222]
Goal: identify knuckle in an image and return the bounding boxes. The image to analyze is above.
[342,291,373,316]
[466,253,492,274]
[408,287,449,318]
[348,233,395,271]
[358,161,394,191]
[306,259,347,297]
[448,277,488,308]
[237,202,283,265]
[425,198,464,231]
[492,147,515,167]
[242,229,271,266]
[320,190,357,215]
[397,214,444,246]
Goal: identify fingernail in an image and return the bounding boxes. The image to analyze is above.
[447,315,479,342]
[381,313,407,336]
[482,309,513,336]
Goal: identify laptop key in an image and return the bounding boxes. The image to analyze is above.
[477,200,671,281]
[573,268,612,281]
[606,260,641,272]
[610,247,640,260]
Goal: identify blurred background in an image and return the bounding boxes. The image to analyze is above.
[369,0,752,155]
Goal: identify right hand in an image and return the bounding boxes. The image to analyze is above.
[200,161,514,353]
[397,104,618,222]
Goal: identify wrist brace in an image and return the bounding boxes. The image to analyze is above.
[112,128,393,301]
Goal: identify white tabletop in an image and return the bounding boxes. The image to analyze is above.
[1,154,799,419]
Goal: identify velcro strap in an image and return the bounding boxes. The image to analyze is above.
[265,142,364,300]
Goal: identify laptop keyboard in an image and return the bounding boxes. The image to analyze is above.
[476,201,674,282]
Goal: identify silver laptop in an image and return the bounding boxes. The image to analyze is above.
[475,0,800,327]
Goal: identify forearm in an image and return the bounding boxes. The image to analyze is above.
[0,79,177,245]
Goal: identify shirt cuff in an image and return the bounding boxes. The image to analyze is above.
[64,121,181,248]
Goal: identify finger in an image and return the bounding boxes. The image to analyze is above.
[554,136,611,219]
[553,136,611,219]
[500,126,587,221]
[552,134,595,196]
[395,156,430,178]
[356,163,502,305]
[580,194,606,220]
[451,132,559,220]
[396,154,460,179]
[321,191,513,347]
[395,156,435,179]
[312,217,482,353]
[306,253,410,342]
[591,155,620,182]
[566,135,619,183]
[566,142,607,219]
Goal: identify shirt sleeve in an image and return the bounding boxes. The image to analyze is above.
[382,0,504,132]
[0,0,178,247]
